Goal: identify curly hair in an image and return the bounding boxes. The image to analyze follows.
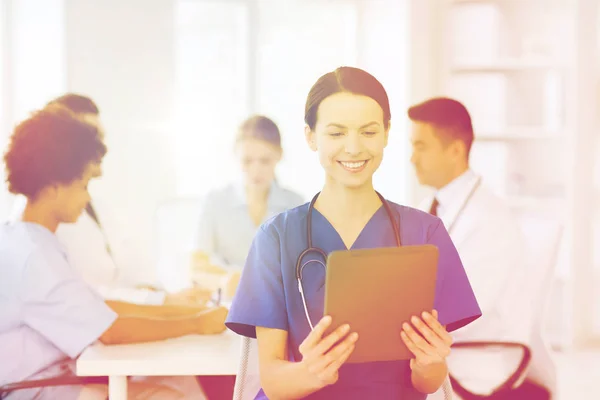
[47,93,99,115]
[4,105,107,199]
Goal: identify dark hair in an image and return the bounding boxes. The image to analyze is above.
[408,97,474,156]
[47,93,99,115]
[304,66,391,130]
[236,115,281,148]
[4,104,107,199]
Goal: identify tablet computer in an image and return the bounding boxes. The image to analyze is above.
[323,245,438,363]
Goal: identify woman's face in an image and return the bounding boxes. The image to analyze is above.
[236,138,282,192]
[305,92,389,190]
[52,162,95,223]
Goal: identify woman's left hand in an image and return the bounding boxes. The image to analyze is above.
[165,286,213,306]
[400,309,452,370]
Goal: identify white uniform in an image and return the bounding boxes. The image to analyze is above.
[418,169,527,343]
[419,169,532,396]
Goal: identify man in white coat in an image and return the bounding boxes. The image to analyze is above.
[407,97,551,399]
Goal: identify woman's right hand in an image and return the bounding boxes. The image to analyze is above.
[298,316,359,389]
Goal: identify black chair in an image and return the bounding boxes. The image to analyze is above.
[448,341,549,400]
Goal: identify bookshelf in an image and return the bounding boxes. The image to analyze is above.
[438,0,574,211]
[436,0,584,348]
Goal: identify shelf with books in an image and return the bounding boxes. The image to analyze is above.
[476,128,563,141]
[450,60,565,73]
[438,0,599,350]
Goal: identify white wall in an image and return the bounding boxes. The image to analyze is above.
[11,0,66,121]
[406,0,443,206]
[254,0,360,201]
[360,0,411,204]
[0,0,8,220]
[173,0,250,197]
[0,0,67,221]
[65,0,177,284]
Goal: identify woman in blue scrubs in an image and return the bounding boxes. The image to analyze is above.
[226,67,481,399]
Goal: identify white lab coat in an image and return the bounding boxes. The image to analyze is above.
[8,196,165,305]
[418,170,537,396]
[418,170,528,344]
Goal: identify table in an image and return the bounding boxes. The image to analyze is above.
[76,331,240,400]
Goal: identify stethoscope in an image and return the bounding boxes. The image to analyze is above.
[296,191,402,330]
[445,176,483,234]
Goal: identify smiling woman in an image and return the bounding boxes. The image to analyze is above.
[303,68,391,200]
[225,66,481,400]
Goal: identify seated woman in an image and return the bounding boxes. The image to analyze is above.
[8,93,212,307]
[191,115,304,298]
[0,105,227,400]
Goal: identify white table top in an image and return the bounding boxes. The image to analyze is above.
[76,330,240,377]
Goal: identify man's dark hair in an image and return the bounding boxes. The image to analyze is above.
[47,93,99,115]
[4,104,107,199]
[408,97,474,156]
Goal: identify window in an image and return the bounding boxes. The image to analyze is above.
[0,0,66,220]
[0,0,7,220]
[256,0,359,199]
[257,0,410,202]
[11,0,67,121]
[355,1,410,204]
[174,0,410,202]
[174,0,249,197]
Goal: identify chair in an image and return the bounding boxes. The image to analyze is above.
[443,215,563,399]
[0,376,108,399]
[233,335,455,400]
[517,215,562,396]
[232,336,261,400]
[153,197,204,292]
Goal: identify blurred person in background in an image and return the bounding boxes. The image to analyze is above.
[408,97,550,398]
[0,106,226,400]
[9,93,211,307]
[191,115,304,298]
[191,115,304,400]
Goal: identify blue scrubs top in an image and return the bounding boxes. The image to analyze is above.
[226,201,481,400]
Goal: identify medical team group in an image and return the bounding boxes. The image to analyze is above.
[0,66,539,399]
